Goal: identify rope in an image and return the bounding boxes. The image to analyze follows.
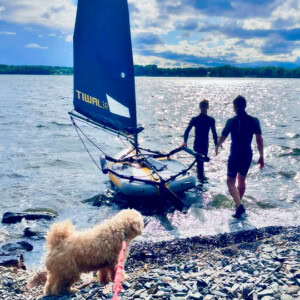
[112,241,127,300]
[72,119,104,172]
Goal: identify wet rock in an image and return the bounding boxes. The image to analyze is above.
[23,227,45,240]
[2,211,55,224]
[238,242,260,252]
[0,256,19,267]
[221,248,236,257]
[0,241,32,269]
[2,241,33,252]
[17,254,26,270]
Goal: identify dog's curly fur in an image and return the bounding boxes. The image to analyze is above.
[44,209,144,296]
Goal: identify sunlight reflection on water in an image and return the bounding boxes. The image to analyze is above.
[0,76,299,267]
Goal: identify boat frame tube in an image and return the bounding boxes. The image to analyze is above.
[102,146,208,188]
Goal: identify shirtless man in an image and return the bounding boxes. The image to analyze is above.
[216,95,264,218]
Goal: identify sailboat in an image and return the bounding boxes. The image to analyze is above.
[69,0,209,199]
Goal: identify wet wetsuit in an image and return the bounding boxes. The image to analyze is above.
[184,113,218,178]
[222,111,262,177]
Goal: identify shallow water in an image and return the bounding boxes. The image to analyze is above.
[0,75,299,268]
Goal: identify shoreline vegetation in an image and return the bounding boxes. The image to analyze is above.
[1,64,300,78]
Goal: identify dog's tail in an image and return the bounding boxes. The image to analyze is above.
[46,220,75,249]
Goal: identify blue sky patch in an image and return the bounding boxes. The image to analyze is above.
[0,0,299,68]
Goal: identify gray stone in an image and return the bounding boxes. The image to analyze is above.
[271,282,280,292]
[169,283,188,293]
[123,281,132,289]
[286,286,300,295]
[144,282,152,289]
[213,290,227,297]
[258,289,274,297]
[281,295,294,300]
[188,291,202,299]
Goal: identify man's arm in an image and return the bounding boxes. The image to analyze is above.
[215,119,231,155]
[215,135,226,156]
[181,119,194,147]
[211,119,218,147]
[256,134,264,169]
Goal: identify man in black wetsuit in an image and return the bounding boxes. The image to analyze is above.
[182,100,218,181]
[216,95,264,218]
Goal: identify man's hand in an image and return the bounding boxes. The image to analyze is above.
[181,143,187,149]
[258,156,264,169]
[215,146,219,156]
[215,144,223,156]
[215,136,226,156]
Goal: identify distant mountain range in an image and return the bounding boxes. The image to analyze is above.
[1,64,299,78]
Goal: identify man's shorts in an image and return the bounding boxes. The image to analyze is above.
[227,154,252,178]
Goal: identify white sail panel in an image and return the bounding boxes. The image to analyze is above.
[106,94,130,118]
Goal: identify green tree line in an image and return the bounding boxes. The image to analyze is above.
[0,65,73,75]
[1,64,300,78]
[134,64,300,78]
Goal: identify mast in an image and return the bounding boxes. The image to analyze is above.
[134,133,139,152]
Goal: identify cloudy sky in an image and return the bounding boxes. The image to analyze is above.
[0,0,299,68]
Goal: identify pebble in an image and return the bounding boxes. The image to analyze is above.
[286,285,300,295]
[0,226,299,299]
[281,295,294,300]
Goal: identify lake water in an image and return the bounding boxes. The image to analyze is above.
[0,75,299,268]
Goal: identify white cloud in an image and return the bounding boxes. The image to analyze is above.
[272,0,300,28]
[0,31,16,35]
[240,19,272,30]
[65,34,72,42]
[48,33,56,37]
[129,0,176,35]
[134,53,197,68]
[0,5,4,19]
[25,43,48,50]
[0,0,76,30]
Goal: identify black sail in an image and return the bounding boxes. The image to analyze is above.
[73,0,137,134]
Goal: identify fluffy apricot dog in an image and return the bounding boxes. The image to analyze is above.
[44,209,144,296]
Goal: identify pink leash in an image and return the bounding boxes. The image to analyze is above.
[112,241,127,300]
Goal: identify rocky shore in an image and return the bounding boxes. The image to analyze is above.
[0,226,299,300]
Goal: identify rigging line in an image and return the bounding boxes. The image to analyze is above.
[74,117,134,153]
[72,118,112,157]
[74,117,122,138]
[118,135,132,151]
[72,120,103,172]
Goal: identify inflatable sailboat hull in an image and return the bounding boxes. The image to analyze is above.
[108,149,196,197]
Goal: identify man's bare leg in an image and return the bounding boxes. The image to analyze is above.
[227,176,241,207]
[237,173,246,200]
